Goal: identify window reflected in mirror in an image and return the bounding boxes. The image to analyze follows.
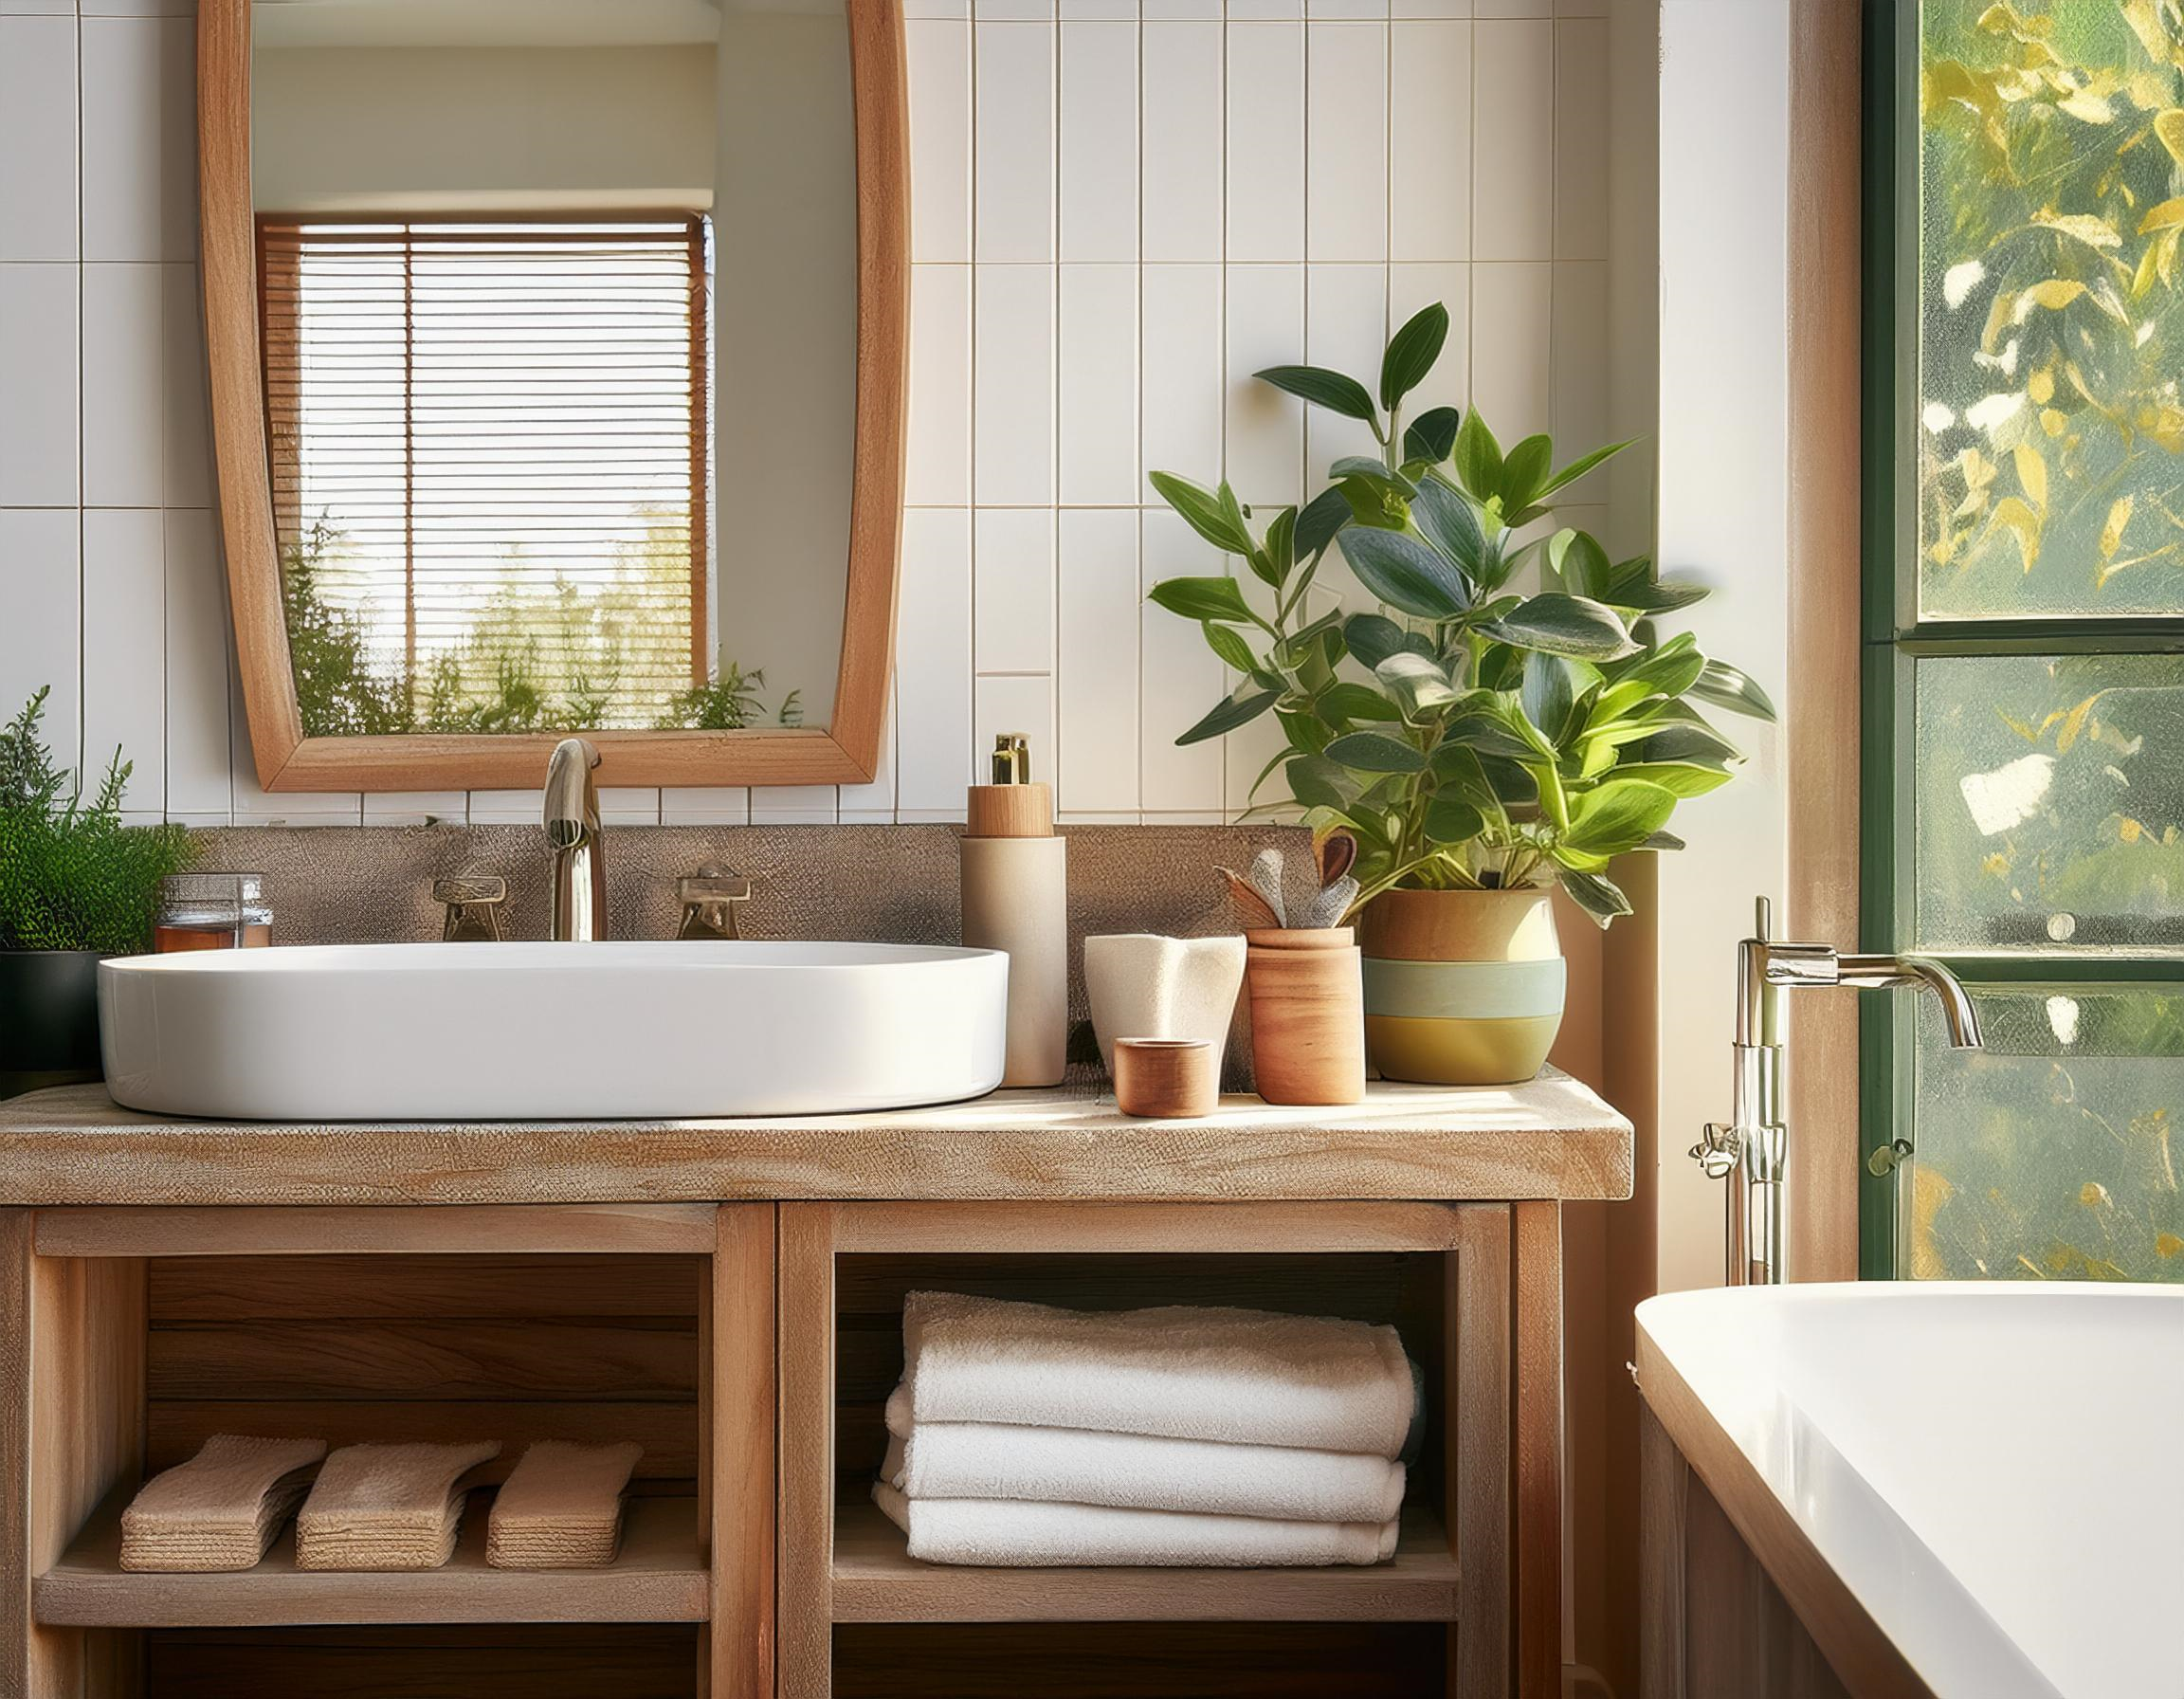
[250,0,855,738]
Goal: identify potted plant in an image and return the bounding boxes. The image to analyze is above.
[0,687,195,1097]
[1147,303,1774,1084]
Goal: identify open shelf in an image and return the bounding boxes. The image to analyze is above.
[35,1489,708,1628]
[828,1499,1459,1623]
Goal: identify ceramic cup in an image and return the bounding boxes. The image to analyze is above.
[1082,933,1247,1081]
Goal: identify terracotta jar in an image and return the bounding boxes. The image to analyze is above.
[1357,887,1564,1086]
[1244,927,1365,1105]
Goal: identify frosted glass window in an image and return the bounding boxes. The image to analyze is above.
[1916,2,2184,620]
[1913,652,2184,950]
[1907,987,2184,1283]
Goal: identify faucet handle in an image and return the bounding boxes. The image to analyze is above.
[1689,1123,1740,1180]
[432,875,507,942]
[678,863,753,941]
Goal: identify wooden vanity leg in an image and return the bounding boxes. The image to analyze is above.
[1452,1204,1510,1698]
[1513,1200,1563,1699]
[711,1205,779,1699]
[776,1204,837,1699]
[2,1209,29,1697]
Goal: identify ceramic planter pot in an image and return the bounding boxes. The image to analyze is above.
[0,948,107,1098]
[1357,888,1564,1086]
[1244,928,1365,1105]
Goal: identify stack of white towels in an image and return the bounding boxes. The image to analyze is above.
[875,1291,1419,1568]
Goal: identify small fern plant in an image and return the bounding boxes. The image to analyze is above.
[0,687,196,953]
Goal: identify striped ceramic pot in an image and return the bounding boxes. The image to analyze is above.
[1357,887,1564,1086]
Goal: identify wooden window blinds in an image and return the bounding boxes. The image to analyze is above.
[258,216,710,733]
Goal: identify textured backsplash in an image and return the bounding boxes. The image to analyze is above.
[195,824,1318,1043]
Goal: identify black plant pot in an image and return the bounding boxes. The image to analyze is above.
[0,948,106,1099]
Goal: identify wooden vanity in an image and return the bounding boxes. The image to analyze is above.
[0,1077,1629,1699]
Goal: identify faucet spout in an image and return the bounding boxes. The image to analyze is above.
[1834,954,1985,1049]
[544,738,606,941]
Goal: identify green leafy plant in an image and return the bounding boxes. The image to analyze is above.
[1146,301,1777,926]
[0,687,195,953]
[655,664,804,731]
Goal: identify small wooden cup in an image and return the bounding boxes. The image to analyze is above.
[1112,1037,1219,1119]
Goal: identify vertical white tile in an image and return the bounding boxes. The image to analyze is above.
[0,265,80,505]
[0,508,82,791]
[81,264,166,508]
[1138,508,1225,810]
[1555,16,1610,260]
[973,265,1055,503]
[1311,0,1387,17]
[1477,0,1549,13]
[80,19,164,262]
[1473,22,1555,261]
[1057,507,1138,813]
[157,17,195,261]
[974,23,1056,263]
[1392,0,1469,15]
[1060,22,1138,263]
[1224,265,1305,508]
[1306,24,1389,262]
[1551,259,1610,493]
[896,508,974,813]
[974,675,1056,791]
[1139,264,1222,494]
[1061,0,1135,16]
[1303,263,1387,477]
[1389,262,1471,422]
[906,265,973,505]
[904,0,971,17]
[978,0,1054,18]
[749,785,838,824]
[465,791,543,827]
[1058,264,1138,505]
[594,788,660,827]
[1390,23,1471,262]
[1226,26,1305,261]
[82,508,167,812]
[1469,260,1553,441]
[0,18,78,261]
[164,507,232,820]
[163,262,213,509]
[1140,22,1224,262]
[1229,0,1302,18]
[0,1,77,19]
[837,705,898,819]
[907,20,974,263]
[360,795,468,826]
[662,787,752,826]
[974,506,1056,673]
[1144,0,1222,15]
[1554,0,1608,13]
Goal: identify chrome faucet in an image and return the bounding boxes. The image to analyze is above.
[543,738,607,941]
[1691,897,1983,1287]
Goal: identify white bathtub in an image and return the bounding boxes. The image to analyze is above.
[1637,1283,2184,1699]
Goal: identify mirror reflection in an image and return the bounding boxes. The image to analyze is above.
[250,0,856,738]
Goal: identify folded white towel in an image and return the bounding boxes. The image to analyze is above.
[882,1389,1405,1524]
[902,1290,1415,1456]
[873,1480,1397,1568]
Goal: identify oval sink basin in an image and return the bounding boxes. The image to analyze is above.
[100,941,1008,1120]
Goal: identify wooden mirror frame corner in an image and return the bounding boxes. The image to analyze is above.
[196,0,908,792]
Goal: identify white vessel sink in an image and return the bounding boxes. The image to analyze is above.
[100,941,1009,1120]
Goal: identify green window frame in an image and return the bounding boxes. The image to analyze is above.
[1861,0,2184,1280]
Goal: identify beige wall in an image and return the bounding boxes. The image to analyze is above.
[252,46,719,212]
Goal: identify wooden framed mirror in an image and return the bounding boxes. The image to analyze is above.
[197,0,907,791]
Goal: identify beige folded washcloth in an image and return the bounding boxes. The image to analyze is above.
[295,1441,500,1572]
[872,1480,1398,1568]
[903,1290,1416,1456]
[118,1435,329,1572]
[486,1440,644,1569]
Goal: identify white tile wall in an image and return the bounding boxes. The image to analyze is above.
[0,1,1613,824]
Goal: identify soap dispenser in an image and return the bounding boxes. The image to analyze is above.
[960,734,1067,1087]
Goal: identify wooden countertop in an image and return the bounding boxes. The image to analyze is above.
[0,1074,1630,1207]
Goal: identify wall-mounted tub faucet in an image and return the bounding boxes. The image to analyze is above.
[1691,897,1983,1287]
[544,737,607,941]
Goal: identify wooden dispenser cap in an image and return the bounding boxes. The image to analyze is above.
[965,732,1054,837]
[1113,1038,1219,1119]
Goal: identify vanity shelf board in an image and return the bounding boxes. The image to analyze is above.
[35,1491,706,1628]
[828,1501,1459,1623]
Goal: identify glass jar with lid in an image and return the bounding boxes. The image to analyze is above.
[154,872,273,952]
